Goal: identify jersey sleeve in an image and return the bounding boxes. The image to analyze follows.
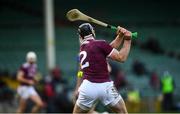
[98,40,113,57]
[20,66,25,72]
[19,64,27,73]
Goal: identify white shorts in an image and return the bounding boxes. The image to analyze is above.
[17,85,38,99]
[76,79,123,110]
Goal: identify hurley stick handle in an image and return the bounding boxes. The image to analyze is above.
[107,25,138,39]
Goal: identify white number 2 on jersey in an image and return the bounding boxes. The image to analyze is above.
[79,51,89,69]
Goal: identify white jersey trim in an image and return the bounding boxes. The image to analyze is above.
[81,36,94,45]
[23,62,29,68]
[22,62,37,69]
[108,48,116,57]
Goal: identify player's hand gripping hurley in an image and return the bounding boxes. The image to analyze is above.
[66,9,138,39]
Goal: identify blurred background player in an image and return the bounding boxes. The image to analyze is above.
[160,71,176,112]
[16,51,44,113]
[73,23,132,113]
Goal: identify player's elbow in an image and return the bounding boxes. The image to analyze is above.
[17,71,24,81]
[117,55,127,63]
[120,57,127,62]
[110,50,128,63]
[120,57,127,63]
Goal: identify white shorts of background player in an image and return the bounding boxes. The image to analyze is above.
[17,86,38,99]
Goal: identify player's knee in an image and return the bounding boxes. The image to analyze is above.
[18,104,26,112]
[17,105,26,113]
[36,101,44,108]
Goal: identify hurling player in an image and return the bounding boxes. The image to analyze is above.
[73,23,131,113]
[16,51,43,113]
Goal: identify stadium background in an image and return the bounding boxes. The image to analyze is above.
[0,0,180,113]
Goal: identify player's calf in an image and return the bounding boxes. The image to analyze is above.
[31,102,44,113]
[30,95,44,113]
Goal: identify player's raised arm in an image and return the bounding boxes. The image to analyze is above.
[109,30,132,62]
[110,27,126,49]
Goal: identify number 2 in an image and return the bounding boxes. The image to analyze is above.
[79,51,89,69]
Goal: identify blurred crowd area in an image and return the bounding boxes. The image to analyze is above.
[0,54,180,113]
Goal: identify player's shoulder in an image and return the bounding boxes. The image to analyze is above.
[94,39,110,46]
[93,39,107,45]
[94,39,106,43]
[22,62,30,69]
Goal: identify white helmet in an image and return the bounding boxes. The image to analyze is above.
[26,51,37,63]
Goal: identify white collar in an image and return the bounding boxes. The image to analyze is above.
[80,36,94,45]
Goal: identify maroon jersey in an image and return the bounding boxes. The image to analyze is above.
[79,38,113,83]
[19,62,37,85]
